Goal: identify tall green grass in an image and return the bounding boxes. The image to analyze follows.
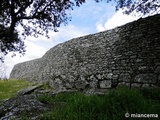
[38,87,160,120]
[0,79,31,102]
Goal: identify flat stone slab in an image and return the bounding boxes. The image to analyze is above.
[16,84,43,95]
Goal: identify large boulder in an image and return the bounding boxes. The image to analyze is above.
[10,14,160,90]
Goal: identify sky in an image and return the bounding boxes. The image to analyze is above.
[1,1,141,78]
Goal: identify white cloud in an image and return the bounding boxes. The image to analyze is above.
[96,9,139,32]
[24,41,47,59]
[50,25,89,43]
[96,22,106,32]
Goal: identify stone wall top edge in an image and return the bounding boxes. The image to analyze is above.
[46,14,160,52]
[14,14,160,67]
[14,58,41,67]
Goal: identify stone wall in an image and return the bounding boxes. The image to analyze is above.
[10,14,160,91]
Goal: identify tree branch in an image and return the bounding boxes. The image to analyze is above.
[15,0,34,16]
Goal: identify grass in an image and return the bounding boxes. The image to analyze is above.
[0,79,159,120]
[37,87,160,120]
[0,79,31,102]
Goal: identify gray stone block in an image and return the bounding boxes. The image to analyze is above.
[99,80,112,89]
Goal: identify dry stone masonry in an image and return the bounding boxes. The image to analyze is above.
[10,14,160,91]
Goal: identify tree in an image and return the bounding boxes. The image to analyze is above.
[0,0,159,62]
[0,61,7,79]
[0,0,76,62]
[115,0,160,15]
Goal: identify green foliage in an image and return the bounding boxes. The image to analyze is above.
[38,95,55,105]
[38,87,160,120]
[0,79,31,102]
[139,87,160,101]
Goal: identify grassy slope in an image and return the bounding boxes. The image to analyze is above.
[0,79,31,102]
[38,87,160,120]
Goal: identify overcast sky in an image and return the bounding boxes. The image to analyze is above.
[2,1,140,78]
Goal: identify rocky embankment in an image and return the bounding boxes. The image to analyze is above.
[0,84,107,120]
[0,84,54,120]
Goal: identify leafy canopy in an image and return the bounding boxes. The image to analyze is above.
[0,0,159,62]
